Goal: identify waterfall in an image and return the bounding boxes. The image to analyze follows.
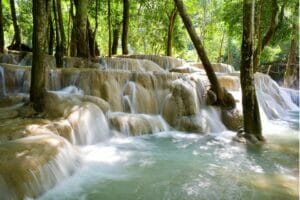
[0,66,6,97]
[255,73,298,119]
[122,81,137,113]
[67,103,110,145]
[108,112,169,136]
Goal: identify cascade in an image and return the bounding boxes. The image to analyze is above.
[0,56,298,199]
[18,53,32,66]
[0,66,6,97]
[122,81,138,113]
[255,73,298,119]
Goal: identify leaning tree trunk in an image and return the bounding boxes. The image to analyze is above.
[0,0,4,53]
[121,0,129,55]
[253,0,282,72]
[240,0,263,141]
[31,0,51,112]
[166,6,177,56]
[9,0,21,50]
[174,0,235,108]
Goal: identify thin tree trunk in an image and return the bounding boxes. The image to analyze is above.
[48,13,54,55]
[108,0,112,57]
[31,0,51,112]
[87,19,99,57]
[166,6,177,56]
[122,0,129,55]
[253,0,262,72]
[92,0,99,57]
[174,0,234,108]
[253,0,281,72]
[0,0,4,53]
[53,0,63,67]
[57,0,66,55]
[67,0,73,56]
[284,3,299,89]
[70,0,76,56]
[9,0,21,50]
[112,26,120,55]
[217,29,225,63]
[240,0,263,141]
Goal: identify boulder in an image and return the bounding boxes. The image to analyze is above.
[221,108,243,131]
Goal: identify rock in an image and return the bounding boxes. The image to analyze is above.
[206,89,217,105]
[0,94,28,107]
[221,108,243,131]
[109,113,167,136]
[44,91,110,118]
[175,115,209,133]
[0,134,78,199]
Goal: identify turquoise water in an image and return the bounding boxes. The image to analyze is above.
[40,115,299,200]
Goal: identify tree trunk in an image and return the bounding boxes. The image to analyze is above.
[73,0,89,58]
[0,0,4,53]
[253,0,281,72]
[9,0,21,50]
[31,0,51,112]
[174,0,234,108]
[122,0,129,55]
[48,13,54,55]
[240,0,263,141]
[108,0,112,57]
[56,0,65,55]
[166,6,177,56]
[92,0,99,57]
[217,29,225,63]
[67,0,74,56]
[253,0,262,72]
[53,0,63,68]
[70,0,76,56]
[87,19,99,57]
[112,25,120,55]
[284,4,299,89]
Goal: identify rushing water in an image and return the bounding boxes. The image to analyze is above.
[40,112,299,200]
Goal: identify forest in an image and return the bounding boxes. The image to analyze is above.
[0,0,299,199]
[0,0,298,68]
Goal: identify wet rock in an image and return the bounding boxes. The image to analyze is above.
[0,134,79,199]
[175,115,209,133]
[221,108,243,131]
[109,112,167,136]
[44,91,110,118]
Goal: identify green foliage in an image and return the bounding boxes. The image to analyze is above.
[0,0,296,66]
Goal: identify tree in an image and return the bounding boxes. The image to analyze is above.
[48,12,54,55]
[108,0,112,57]
[122,0,129,55]
[240,0,263,141]
[0,0,4,53]
[71,0,89,58]
[53,0,64,67]
[284,2,299,89]
[166,6,177,56]
[9,0,21,50]
[174,0,235,108]
[30,0,51,112]
[253,0,284,72]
